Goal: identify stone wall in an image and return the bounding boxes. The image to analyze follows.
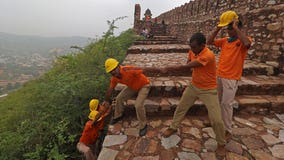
[134,1,284,73]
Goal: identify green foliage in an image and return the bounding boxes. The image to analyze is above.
[0,19,138,159]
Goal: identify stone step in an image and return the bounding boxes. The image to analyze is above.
[151,36,177,40]
[114,75,284,97]
[123,53,279,76]
[133,40,180,45]
[115,95,284,117]
[127,44,189,54]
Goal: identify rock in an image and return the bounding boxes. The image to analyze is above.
[261,134,281,145]
[241,137,265,149]
[149,120,162,128]
[181,139,201,152]
[125,128,139,136]
[177,152,201,160]
[226,152,249,160]
[200,152,217,160]
[234,116,257,128]
[202,127,216,138]
[232,127,258,136]
[98,148,119,160]
[250,149,275,160]
[269,144,284,159]
[204,138,217,151]
[103,135,127,147]
[161,134,181,149]
[182,127,201,139]
[225,140,243,155]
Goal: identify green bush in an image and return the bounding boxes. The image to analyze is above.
[0,26,138,159]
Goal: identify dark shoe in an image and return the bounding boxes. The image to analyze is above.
[110,114,124,125]
[216,144,226,157]
[225,131,232,140]
[139,125,148,136]
[162,128,177,138]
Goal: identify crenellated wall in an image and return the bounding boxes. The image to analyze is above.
[134,0,284,73]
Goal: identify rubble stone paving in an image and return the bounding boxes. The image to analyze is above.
[98,114,284,160]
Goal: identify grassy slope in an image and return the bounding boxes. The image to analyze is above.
[0,29,139,160]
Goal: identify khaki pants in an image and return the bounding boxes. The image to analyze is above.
[114,84,150,129]
[170,83,226,145]
[217,77,238,133]
[77,142,97,160]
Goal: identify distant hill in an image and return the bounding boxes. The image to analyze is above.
[0,32,91,94]
[0,32,90,57]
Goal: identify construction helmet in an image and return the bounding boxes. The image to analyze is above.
[89,99,99,111]
[88,110,102,121]
[218,10,239,27]
[105,58,119,73]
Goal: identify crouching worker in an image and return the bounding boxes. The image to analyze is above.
[104,58,150,136]
[77,99,111,160]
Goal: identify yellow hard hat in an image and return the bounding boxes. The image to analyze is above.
[218,10,239,27]
[89,99,99,111]
[88,110,102,121]
[105,58,119,73]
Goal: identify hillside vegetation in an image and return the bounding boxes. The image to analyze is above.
[0,21,139,159]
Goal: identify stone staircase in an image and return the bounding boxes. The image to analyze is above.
[119,36,284,116]
[97,36,284,160]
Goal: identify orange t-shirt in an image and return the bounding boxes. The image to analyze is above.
[79,120,104,145]
[110,66,150,91]
[189,47,217,90]
[214,37,251,80]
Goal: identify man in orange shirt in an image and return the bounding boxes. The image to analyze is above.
[104,58,150,136]
[207,11,251,137]
[77,99,111,160]
[77,110,103,160]
[162,33,226,155]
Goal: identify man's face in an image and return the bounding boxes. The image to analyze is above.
[110,66,120,78]
[190,41,204,55]
[226,23,237,37]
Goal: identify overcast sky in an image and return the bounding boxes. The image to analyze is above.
[0,0,190,38]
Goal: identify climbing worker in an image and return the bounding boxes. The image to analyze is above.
[161,33,226,156]
[103,58,150,136]
[77,110,103,160]
[207,10,252,138]
[77,99,111,160]
[89,99,111,154]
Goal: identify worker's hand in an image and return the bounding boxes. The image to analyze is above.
[91,119,99,126]
[103,101,110,107]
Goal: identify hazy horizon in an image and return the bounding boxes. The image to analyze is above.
[0,0,190,38]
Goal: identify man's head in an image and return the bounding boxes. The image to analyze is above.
[189,32,206,55]
[105,58,120,76]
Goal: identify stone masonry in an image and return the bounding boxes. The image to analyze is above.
[134,1,284,72]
